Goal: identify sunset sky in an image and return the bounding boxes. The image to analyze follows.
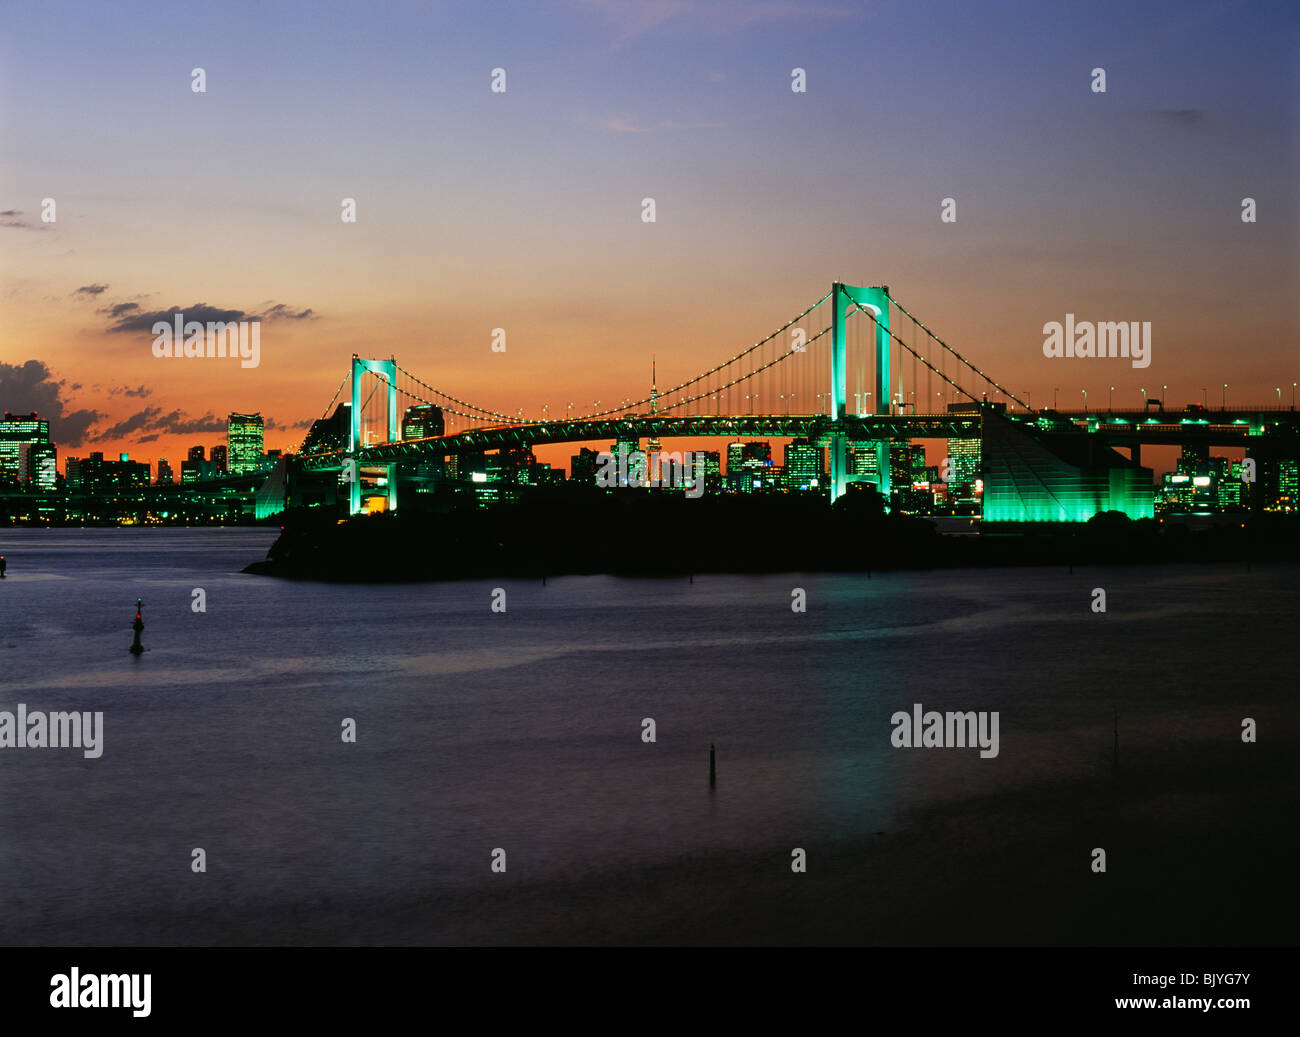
[2,0,1296,474]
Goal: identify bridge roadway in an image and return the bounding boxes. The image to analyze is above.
[297,407,1300,471]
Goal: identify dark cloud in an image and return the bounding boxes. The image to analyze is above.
[97,407,229,441]
[1,213,41,230]
[109,384,152,398]
[105,299,319,332]
[99,301,140,318]
[260,303,316,321]
[76,283,109,295]
[108,302,249,333]
[99,407,161,439]
[0,360,101,446]
[1155,108,1205,126]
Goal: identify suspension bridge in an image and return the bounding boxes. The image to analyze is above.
[283,282,1299,523]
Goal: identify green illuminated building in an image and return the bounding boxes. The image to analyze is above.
[227,413,264,475]
[981,413,1154,522]
[0,412,51,484]
[784,439,823,490]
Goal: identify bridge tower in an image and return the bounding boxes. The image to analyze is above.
[349,355,399,515]
[829,283,891,503]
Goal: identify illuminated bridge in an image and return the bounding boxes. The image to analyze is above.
[285,282,1300,523]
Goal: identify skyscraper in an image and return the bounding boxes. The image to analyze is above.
[947,437,980,498]
[227,413,264,475]
[210,444,228,473]
[0,412,51,481]
[402,404,445,440]
[784,439,824,491]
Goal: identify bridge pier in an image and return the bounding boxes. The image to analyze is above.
[830,283,891,503]
[349,355,400,516]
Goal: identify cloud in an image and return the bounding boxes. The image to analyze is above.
[259,302,316,321]
[107,302,248,333]
[98,407,228,440]
[105,299,318,332]
[75,283,109,295]
[100,301,140,318]
[1154,108,1206,126]
[0,210,42,230]
[0,360,101,446]
[108,384,152,398]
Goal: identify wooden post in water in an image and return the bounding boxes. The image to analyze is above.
[709,743,716,786]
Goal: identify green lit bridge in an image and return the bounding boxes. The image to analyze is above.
[286,282,1299,523]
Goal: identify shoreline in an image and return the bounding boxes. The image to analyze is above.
[240,499,1299,583]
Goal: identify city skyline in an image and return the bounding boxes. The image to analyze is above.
[1,0,1296,476]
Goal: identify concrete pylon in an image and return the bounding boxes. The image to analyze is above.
[349,355,399,515]
[829,283,891,503]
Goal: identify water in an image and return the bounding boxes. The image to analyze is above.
[0,528,1295,944]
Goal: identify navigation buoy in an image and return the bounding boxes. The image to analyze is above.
[129,598,145,656]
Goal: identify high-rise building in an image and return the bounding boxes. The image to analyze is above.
[227,413,264,475]
[848,445,880,481]
[1178,443,1210,475]
[157,458,175,485]
[784,439,824,491]
[726,441,772,492]
[1278,458,1299,512]
[75,451,150,493]
[188,445,206,463]
[21,443,58,489]
[698,450,722,493]
[946,437,981,499]
[65,456,85,491]
[908,443,928,481]
[210,444,228,473]
[889,439,912,488]
[612,436,642,486]
[301,404,350,455]
[0,412,51,481]
[570,447,601,486]
[402,404,445,440]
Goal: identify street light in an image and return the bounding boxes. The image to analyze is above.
[1053,387,1060,410]
[1222,383,1228,409]
[1108,385,1114,411]
[1081,388,1088,409]
[1201,387,1208,407]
